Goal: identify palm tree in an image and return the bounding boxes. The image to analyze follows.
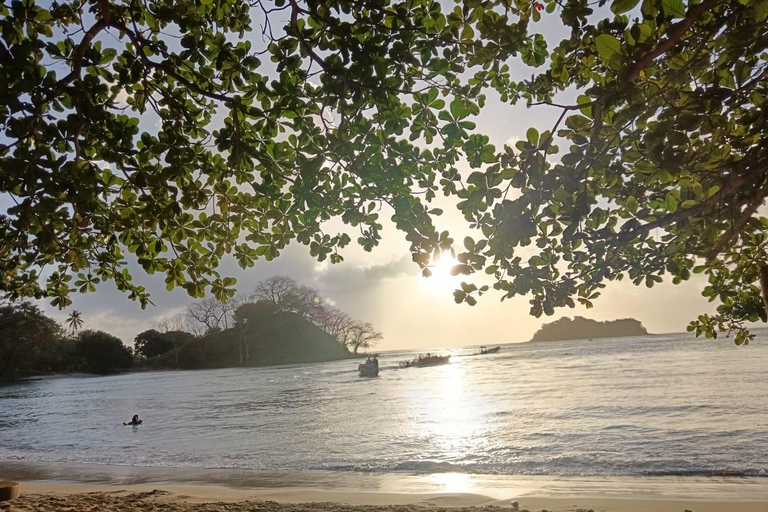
[66,310,84,336]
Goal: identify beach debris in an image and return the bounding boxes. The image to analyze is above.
[510,501,519,509]
[0,482,20,501]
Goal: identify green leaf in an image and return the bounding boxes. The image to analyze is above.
[752,0,768,21]
[450,98,466,119]
[662,0,686,18]
[626,195,638,215]
[526,127,539,145]
[595,34,622,60]
[594,34,623,70]
[665,192,678,213]
[611,0,641,14]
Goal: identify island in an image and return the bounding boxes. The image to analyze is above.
[530,316,650,342]
[144,311,354,370]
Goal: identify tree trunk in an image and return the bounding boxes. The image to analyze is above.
[761,264,768,318]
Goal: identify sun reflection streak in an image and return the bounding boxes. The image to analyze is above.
[427,472,474,494]
[417,362,488,462]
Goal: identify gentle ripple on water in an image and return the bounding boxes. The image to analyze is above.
[1,332,768,477]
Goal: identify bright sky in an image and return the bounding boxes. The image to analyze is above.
[5,2,722,350]
[37,209,718,351]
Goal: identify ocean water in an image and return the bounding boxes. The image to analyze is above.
[1,332,767,478]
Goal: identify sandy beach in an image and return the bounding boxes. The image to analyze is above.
[3,478,767,512]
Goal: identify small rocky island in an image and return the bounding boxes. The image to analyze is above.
[530,316,650,342]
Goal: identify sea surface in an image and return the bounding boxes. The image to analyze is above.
[2,332,768,478]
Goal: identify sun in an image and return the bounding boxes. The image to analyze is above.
[422,252,462,290]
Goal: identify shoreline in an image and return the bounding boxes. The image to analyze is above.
[3,461,768,512]
[2,353,366,383]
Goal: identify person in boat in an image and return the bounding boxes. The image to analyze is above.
[123,414,142,426]
[372,356,378,369]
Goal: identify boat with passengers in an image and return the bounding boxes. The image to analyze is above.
[358,356,379,377]
[399,353,450,368]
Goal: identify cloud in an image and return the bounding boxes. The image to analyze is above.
[315,256,414,291]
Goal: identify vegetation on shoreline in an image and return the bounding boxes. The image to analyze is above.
[0,301,132,380]
[530,316,650,342]
[0,276,378,381]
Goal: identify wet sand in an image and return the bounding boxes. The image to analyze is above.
[3,461,768,512]
[5,481,768,512]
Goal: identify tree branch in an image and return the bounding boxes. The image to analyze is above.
[108,21,240,106]
[707,179,768,259]
[626,0,720,81]
[54,19,109,93]
[614,157,768,244]
[761,264,768,319]
[0,39,13,66]
[287,0,331,73]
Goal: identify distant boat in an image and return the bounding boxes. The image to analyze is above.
[399,354,450,368]
[479,346,501,355]
[358,359,379,377]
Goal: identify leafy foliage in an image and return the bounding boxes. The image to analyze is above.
[235,299,279,324]
[2,0,767,343]
[446,0,768,345]
[134,328,174,358]
[0,301,67,379]
[75,329,134,372]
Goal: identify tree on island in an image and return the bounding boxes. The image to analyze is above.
[248,276,382,353]
[0,301,67,379]
[134,329,174,359]
[347,322,384,354]
[135,328,195,365]
[251,277,302,313]
[138,277,380,368]
[234,299,278,363]
[65,310,84,337]
[75,330,134,373]
[186,296,243,334]
[1,0,767,343]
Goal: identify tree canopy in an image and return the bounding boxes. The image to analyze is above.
[75,329,134,372]
[0,301,66,379]
[1,0,767,343]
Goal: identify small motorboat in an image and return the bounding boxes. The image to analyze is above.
[479,346,501,355]
[399,354,450,368]
[358,358,379,377]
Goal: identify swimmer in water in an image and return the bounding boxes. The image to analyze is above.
[123,414,142,425]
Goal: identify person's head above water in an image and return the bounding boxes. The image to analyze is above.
[132,415,139,422]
